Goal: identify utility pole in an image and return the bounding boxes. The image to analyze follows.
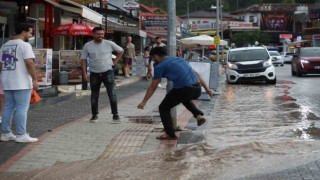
[167,0,178,129]
[220,1,224,61]
[187,0,195,33]
[216,0,220,62]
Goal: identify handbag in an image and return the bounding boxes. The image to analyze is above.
[30,89,41,104]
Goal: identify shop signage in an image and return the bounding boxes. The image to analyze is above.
[140,15,168,31]
[59,50,83,83]
[279,34,292,39]
[214,36,220,44]
[123,1,139,10]
[33,49,53,86]
[229,21,253,27]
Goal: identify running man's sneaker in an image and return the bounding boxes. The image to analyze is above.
[113,114,120,120]
[15,134,38,143]
[90,115,98,123]
[0,132,16,141]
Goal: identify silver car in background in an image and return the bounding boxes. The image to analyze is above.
[280,52,294,64]
[269,51,284,66]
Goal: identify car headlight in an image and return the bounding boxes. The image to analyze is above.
[300,59,309,64]
[227,62,238,69]
[263,60,272,67]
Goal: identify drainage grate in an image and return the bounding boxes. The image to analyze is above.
[126,115,162,124]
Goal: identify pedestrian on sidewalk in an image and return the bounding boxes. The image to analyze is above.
[147,37,166,88]
[123,35,136,78]
[143,46,151,80]
[81,27,124,122]
[137,47,214,140]
[0,23,39,143]
[0,73,4,124]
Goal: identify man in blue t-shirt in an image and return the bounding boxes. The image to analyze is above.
[137,47,214,140]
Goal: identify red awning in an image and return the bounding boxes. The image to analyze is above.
[51,23,95,36]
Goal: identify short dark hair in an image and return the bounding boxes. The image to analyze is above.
[155,37,161,40]
[150,47,167,57]
[15,23,33,35]
[144,46,150,51]
[92,27,104,33]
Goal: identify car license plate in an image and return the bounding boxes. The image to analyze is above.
[314,66,320,69]
[244,73,259,77]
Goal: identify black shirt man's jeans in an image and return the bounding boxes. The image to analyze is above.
[159,85,204,138]
[90,70,118,116]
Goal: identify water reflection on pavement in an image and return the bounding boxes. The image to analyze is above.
[202,67,320,179]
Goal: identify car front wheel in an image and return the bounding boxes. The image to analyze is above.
[297,68,303,77]
[291,68,296,76]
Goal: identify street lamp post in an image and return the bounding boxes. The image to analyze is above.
[220,3,223,41]
[187,0,195,34]
[219,3,224,60]
[211,0,224,61]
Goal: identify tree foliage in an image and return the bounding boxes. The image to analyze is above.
[231,31,271,47]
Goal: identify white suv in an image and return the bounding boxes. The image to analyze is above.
[225,47,276,84]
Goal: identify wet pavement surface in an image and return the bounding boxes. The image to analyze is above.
[0,78,149,166]
[1,64,320,179]
[202,65,320,179]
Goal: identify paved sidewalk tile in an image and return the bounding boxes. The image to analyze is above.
[3,86,195,173]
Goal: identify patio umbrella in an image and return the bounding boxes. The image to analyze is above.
[51,23,94,36]
[51,23,95,49]
[180,35,227,57]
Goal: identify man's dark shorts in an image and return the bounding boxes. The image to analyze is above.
[124,58,132,65]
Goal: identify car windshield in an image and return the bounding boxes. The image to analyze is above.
[228,49,269,62]
[269,51,280,56]
[300,48,320,57]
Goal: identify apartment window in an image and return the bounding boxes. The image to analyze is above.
[249,16,254,22]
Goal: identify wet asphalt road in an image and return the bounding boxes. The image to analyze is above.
[201,64,320,179]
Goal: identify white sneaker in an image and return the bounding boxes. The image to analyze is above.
[0,132,16,141]
[15,134,38,143]
[125,74,131,78]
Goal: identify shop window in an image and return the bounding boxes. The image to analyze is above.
[295,21,302,34]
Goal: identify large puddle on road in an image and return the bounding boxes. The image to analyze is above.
[203,80,320,179]
[1,80,320,180]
